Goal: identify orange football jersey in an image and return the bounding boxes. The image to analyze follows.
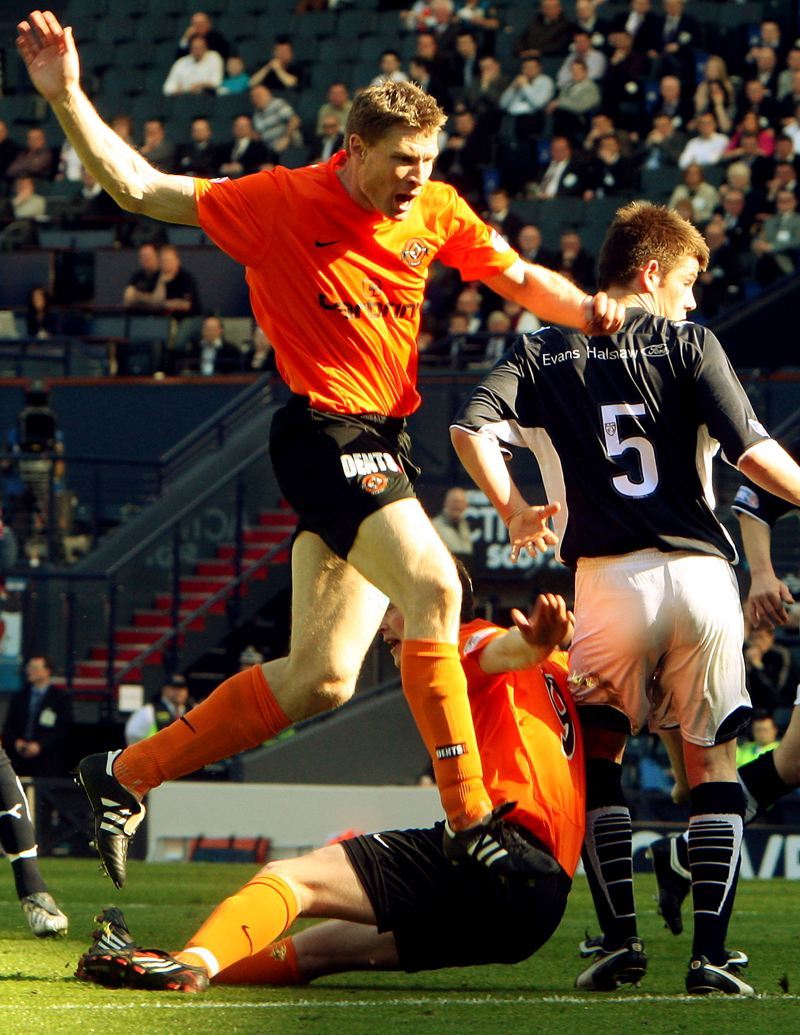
[195,153,518,416]
[459,619,586,876]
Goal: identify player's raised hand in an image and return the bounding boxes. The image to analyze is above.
[507,502,560,563]
[17,11,80,104]
[582,291,625,334]
[511,593,574,651]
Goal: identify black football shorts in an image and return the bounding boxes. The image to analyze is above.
[342,822,572,972]
[269,394,419,559]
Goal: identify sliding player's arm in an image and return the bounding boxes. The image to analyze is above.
[478,594,574,675]
[18,11,198,226]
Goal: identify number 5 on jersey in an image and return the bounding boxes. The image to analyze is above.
[600,402,660,498]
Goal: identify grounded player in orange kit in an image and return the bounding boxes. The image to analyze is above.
[18,10,621,889]
[76,576,585,993]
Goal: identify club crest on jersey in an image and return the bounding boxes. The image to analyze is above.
[604,421,618,438]
[361,473,389,494]
[401,238,429,267]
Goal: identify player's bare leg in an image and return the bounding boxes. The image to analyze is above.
[657,727,690,804]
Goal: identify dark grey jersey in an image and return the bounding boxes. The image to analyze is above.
[454,308,770,569]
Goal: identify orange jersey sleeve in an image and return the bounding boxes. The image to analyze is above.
[459,620,586,876]
[195,155,518,417]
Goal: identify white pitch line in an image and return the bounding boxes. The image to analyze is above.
[4,994,798,1010]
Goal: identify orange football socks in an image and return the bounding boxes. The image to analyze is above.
[400,639,491,829]
[113,666,289,799]
[176,874,300,978]
[212,937,302,985]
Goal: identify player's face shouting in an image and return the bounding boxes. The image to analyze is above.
[353,127,439,220]
[379,603,406,666]
[655,254,700,320]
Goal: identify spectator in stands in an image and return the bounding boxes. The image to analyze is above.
[483,309,513,364]
[164,34,223,97]
[462,55,508,131]
[154,245,200,318]
[725,110,775,161]
[435,108,485,200]
[125,675,192,746]
[692,56,736,136]
[312,115,344,164]
[250,85,301,155]
[731,130,774,192]
[431,487,474,570]
[445,29,481,97]
[716,186,756,256]
[499,56,554,137]
[409,57,453,113]
[546,57,601,141]
[63,171,118,228]
[583,111,635,159]
[371,50,410,87]
[0,121,21,179]
[483,187,523,243]
[501,297,541,334]
[557,30,606,87]
[515,0,573,59]
[316,82,352,135]
[123,243,161,309]
[777,48,800,102]
[778,69,800,124]
[785,101,800,153]
[678,111,729,169]
[653,0,703,85]
[452,285,485,333]
[402,0,452,34]
[600,30,647,131]
[217,55,250,97]
[1,656,71,777]
[535,134,587,198]
[249,38,305,93]
[745,45,781,100]
[139,118,176,174]
[111,115,135,148]
[553,229,595,290]
[454,0,500,43]
[178,316,243,376]
[652,74,693,133]
[736,78,779,131]
[25,286,56,338]
[736,711,780,768]
[413,31,446,76]
[6,127,52,181]
[176,117,223,178]
[219,115,273,177]
[752,188,800,286]
[762,160,800,214]
[585,133,637,197]
[640,112,687,168]
[747,19,787,66]
[238,645,265,670]
[610,0,661,56]
[516,223,557,267]
[56,139,82,181]
[243,326,276,374]
[176,11,230,61]
[9,176,45,220]
[668,163,719,225]
[573,0,611,51]
[695,216,742,317]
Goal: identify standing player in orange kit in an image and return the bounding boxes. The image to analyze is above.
[76,578,585,993]
[18,10,622,889]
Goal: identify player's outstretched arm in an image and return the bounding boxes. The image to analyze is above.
[479,594,573,675]
[738,511,794,628]
[482,259,625,334]
[450,426,560,563]
[17,11,198,226]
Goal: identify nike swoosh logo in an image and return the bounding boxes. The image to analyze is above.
[315,239,340,247]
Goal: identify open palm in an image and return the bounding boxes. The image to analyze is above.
[17,11,80,103]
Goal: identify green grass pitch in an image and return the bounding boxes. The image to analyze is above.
[1,859,800,1034]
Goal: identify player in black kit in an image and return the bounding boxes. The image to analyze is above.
[451,202,800,996]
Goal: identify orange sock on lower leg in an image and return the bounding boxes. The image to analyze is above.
[212,936,302,985]
[114,666,290,798]
[175,873,300,978]
[400,638,490,828]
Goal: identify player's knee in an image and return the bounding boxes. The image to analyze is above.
[401,561,462,627]
[292,669,358,716]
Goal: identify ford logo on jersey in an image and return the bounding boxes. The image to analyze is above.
[641,343,670,357]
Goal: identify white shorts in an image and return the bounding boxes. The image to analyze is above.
[568,550,751,747]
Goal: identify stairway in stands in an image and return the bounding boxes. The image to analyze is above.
[64,506,296,696]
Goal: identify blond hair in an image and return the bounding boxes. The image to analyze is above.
[344,80,446,147]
